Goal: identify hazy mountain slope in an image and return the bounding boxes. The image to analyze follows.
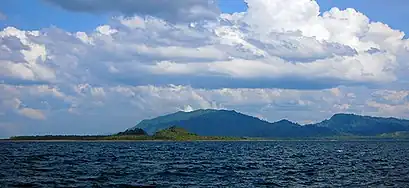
[316,113,409,136]
[128,110,409,137]
[132,109,272,136]
[130,109,336,137]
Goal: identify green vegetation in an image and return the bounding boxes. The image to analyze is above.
[316,113,409,136]
[116,128,148,136]
[7,109,409,141]
[9,135,109,141]
[153,126,199,140]
[7,127,251,141]
[134,109,246,135]
[102,135,152,140]
[152,126,245,141]
[130,110,409,138]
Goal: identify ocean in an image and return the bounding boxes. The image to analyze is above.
[1,141,409,187]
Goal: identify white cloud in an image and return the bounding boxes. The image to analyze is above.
[181,105,194,112]
[0,96,46,120]
[18,108,46,120]
[0,27,56,83]
[372,90,409,103]
[1,81,409,137]
[96,25,118,36]
[35,2,408,89]
[366,101,409,117]
[1,0,409,137]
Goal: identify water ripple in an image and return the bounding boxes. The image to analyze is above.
[1,141,409,187]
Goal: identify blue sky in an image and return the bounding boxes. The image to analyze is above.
[1,0,409,36]
[1,0,409,137]
[0,0,108,31]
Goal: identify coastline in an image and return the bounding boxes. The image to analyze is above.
[1,138,408,142]
[0,139,262,142]
[4,126,409,143]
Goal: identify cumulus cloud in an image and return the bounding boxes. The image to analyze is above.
[1,81,409,136]
[0,27,55,84]
[0,95,46,120]
[43,0,220,23]
[18,108,46,120]
[3,4,405,89]
[1,0,409,137]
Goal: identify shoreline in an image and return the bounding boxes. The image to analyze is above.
[1,139,408,142]
[0,139,264,142]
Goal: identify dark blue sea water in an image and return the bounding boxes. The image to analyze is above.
[1,141,409,187]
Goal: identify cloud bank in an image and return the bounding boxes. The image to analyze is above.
[1,0,409,137]
[43,0,220,23]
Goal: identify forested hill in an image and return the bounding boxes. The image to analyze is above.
[129,109,409,138]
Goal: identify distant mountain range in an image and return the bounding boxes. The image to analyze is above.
[126,109,409,138]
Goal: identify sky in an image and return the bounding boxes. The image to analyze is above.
[1,0,409,138]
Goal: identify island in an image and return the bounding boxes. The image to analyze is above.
[7,126,254,141]
[4,109,409,141]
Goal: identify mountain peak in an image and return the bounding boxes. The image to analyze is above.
[328,113,365,122]
[275,119,296,124]
[131,109,251,134]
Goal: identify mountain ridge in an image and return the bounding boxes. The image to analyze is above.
[129,109,409,138]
